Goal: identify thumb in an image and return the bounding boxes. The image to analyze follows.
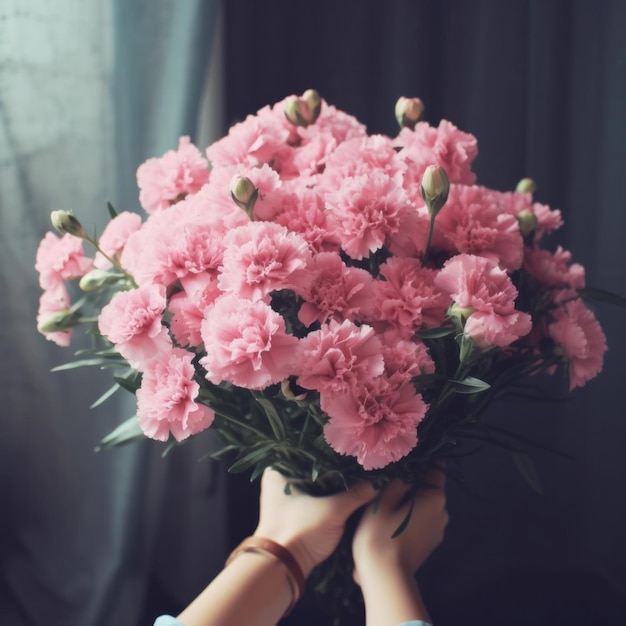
[332,481,377,517]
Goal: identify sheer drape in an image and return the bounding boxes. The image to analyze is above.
[0,2,223,624]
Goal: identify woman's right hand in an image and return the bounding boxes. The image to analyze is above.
[352,467,448,581]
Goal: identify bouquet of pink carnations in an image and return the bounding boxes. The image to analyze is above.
[37,89,614,518]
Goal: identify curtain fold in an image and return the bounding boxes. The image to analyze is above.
[0,2,221,624]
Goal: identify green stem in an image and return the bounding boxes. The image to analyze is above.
[424,215,435,261]
[213,410,269,440]
[298,408,312,447]
[84,235,138,288]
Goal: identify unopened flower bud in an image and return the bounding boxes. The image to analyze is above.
[51,210,89,239]
[302,89,322,123]
[448,302,477,323]
[395,96,424,130]
[37,310,81,333]
[284,89,322,127]
[79,269,116,291]
[516,208,539,238]
[421,165,450,217]
[516,178,536,194]
[230,176,258,218]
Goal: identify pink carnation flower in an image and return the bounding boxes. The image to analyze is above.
[395,119,478,196]
[435,254,532,348]
[287,125,339,178]
[296,319,384,394]
[169,274,223,347]
[380,330,435,381]
[321,375,427,470]
[243,164,284,221]
[523,246,585,302]
[93,211,143,269]
[434,185,525,271]
[35,232,92,292]
[497,191,564,241]
[549,299,607,390]
[207,164,285,222]
[121,201,228,288]
[200,294,299,390]
[268,97,368,178]
[98,284,172,368]
[386,205,432,258]
[307,101,367,145]
[136,347,215,441]
[218,221,312,301]
[176,180,252,234]
[36,286,73,347]
[321,134,406,189]
[530,202,563,239]
[274,184,341,253]
[296,252,374,327]
[206,105,291,172]
[325,171,414,260]
[373,257,448,336]
[137,136,209,213]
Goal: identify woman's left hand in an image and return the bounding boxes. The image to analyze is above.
[253,468,376,577]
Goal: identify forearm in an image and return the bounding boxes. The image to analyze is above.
[358,563,431,626]
[176,551,292,626]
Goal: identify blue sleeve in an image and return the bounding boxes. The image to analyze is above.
[154,617,183,626]
[154,615,431,626]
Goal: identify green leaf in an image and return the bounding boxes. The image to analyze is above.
[106,201,118,219]
[90,383,120,408]
[161,440,180,458]
[75,347,123,358]
[95,416,143,451]
[416,326,456,339]
[207,444,239,461]
[250,460,272,482]
[510,451,543,495]
[579,287,626,308]
[311,458,322,482]
[113,372,142,394]
[449,376,491,394]
[254,394,287,440]
[52,358,121,371]
[228,442,276,474]
[391,493,416,538]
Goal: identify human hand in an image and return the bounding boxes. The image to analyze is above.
[352,467,448,582]
[253,468,376,577]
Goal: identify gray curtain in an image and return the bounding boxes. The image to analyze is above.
[0,1,223,624]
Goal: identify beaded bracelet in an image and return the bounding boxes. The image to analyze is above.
[225,536,306,616]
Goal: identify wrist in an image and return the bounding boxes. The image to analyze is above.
[227,536,306,617]
[252,527,316,578]
[358,565,431,624]
[354,551,412,587]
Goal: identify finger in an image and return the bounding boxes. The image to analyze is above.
[261,466,283,488]
[329,481,377,516]
[377,478,411,510]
